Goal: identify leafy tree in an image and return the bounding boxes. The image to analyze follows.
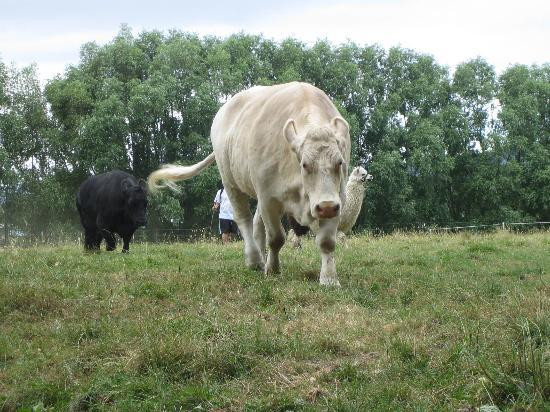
[0,30,548,240]
[366,147,415,230]
[498,64,550,220]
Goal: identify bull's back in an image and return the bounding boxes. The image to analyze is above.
[211,82,341,195]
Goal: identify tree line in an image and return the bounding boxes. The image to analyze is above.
[0,26,548,240]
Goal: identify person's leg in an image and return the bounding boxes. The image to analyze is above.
[227,220,237,242]
[220,219,232,243]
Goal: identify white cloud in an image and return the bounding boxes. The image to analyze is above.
[1,30,113,55]
[1,0,548,84]
[244,0,549,71]
[0,30,117,83]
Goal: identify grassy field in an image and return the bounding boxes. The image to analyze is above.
[1,231,549,411]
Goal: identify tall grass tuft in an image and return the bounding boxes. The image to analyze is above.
[478,317,550,408]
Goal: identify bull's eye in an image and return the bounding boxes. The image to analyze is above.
[302,162,309,171]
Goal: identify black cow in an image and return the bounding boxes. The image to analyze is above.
[287,215,310,236]
[76,171,148,252]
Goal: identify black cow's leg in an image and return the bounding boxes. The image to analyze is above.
[84,228,100,251]
[94,231,103,249]
[122,234,131,253]
[103,230,116,251]
[84,230,94,249]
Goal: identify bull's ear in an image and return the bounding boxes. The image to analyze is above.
[138,178,147,192]
[331,116,349,155]
[283,118,300,153]
[121,178,133,194]
[331,116,349,136]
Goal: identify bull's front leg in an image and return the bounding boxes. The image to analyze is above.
[316,218,340,287]
[259,203,285,275]
[224,187,264,271]
[253,208,266,256]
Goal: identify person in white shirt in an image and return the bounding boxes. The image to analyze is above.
[212,185,237,243]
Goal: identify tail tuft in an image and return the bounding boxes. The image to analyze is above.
[147,153,216,193]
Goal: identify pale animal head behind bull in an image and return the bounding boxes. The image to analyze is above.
[349,166,373,184]
[284,116,349,220]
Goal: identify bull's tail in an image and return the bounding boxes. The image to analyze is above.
[148,152,216,192]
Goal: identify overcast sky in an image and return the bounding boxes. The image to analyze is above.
[1,0,548,83]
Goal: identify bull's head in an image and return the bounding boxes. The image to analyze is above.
[121,178,148,227]
[284,116,349,220]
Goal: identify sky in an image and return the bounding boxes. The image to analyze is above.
[1,0,549,83]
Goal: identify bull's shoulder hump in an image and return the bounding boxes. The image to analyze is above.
[222,82,329,108]
[283,81,328,96]
[214,82,338,131]
[275,82,336,111]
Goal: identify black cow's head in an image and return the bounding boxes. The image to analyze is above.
[122,178,148,227]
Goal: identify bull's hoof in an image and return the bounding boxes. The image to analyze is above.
[122,249,129,254]
[246,250,265,272]
[264,253,280,275]
[319,276,341,287]
[247,261,265,272]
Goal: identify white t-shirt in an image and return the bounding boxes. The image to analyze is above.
[214,188,234,220]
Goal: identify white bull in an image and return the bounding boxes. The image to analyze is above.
[148,82,351,286]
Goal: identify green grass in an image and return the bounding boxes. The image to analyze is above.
[1,231,549,411]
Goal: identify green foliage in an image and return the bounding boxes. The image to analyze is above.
[0,28,548,237]
[497,64,550,220]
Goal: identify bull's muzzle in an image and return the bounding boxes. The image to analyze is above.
[315,201,341,219]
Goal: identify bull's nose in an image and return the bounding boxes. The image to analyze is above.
[315,202,340,219]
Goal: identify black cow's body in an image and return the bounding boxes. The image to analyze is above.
[287,215,310,236]
[76,171,147,252]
